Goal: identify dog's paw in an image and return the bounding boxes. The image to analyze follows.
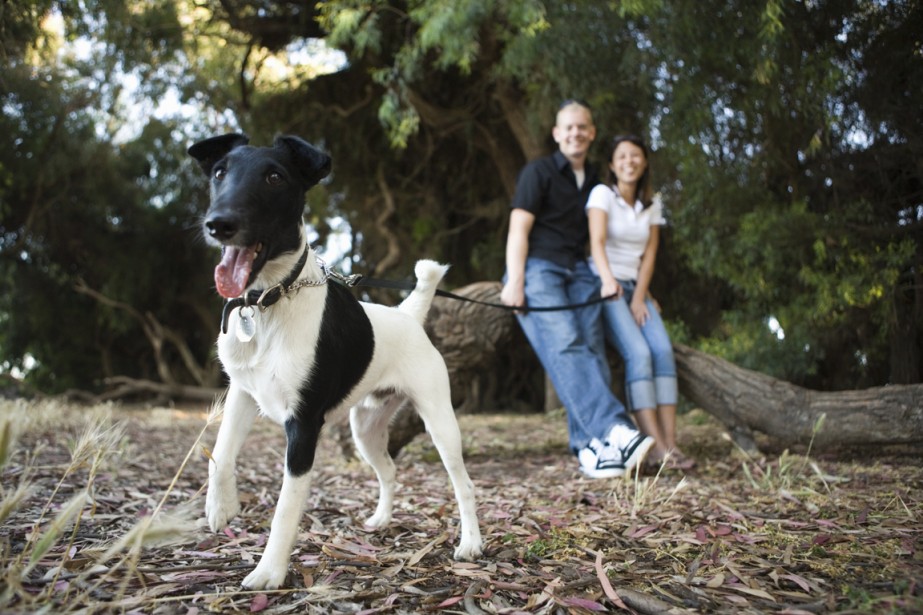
[453,540,483,562]
[363,510,392,529]
[242,562,288,590]
[205,480,240,532]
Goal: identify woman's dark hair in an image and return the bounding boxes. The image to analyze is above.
[606,134,653,208]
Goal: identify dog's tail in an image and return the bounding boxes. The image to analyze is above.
[399,259,449,324]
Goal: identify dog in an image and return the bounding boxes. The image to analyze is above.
[188,133,483,589]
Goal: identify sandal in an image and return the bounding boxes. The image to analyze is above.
[664,450,696,471]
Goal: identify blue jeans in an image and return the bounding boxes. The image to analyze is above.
[601,279,678,411]
[506,258,633,451]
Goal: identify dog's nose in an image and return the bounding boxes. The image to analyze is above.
[205,216,239,241]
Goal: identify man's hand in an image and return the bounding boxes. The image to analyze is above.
[600,278,623,301]
[501,280,526,314]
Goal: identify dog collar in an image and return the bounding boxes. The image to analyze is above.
[220,246,321,334]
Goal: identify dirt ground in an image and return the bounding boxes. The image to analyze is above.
[1,399,921,614]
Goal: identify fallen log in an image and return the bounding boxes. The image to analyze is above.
[387,289,923,458]
[673,343,923,453]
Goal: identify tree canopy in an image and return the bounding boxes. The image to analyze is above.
[1,0,920,396]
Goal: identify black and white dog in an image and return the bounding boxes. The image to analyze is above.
[188,134,482,589]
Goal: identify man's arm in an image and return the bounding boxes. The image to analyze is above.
[501,208,535,309]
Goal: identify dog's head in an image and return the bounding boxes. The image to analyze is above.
[188,134,332,298]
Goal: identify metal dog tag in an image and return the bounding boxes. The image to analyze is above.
[236,306,256,343]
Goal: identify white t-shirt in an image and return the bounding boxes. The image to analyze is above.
[586,185,665,281]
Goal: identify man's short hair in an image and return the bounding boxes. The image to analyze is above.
[558,98,592,111]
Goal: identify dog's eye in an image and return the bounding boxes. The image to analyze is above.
[266,171,283,185]
[214,167,227,181]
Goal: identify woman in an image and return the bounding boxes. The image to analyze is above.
[586,134,693,470]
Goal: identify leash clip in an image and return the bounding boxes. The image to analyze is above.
[332,271,363,287]
[316,255,363,287]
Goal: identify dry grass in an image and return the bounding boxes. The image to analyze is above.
[1,399,921,614]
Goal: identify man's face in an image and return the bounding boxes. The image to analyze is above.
[552,104,596,160]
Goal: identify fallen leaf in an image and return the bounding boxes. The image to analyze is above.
[249,593,268,612]
[593,551,630,611]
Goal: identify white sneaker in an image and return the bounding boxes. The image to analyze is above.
[606,424,655,472]
[577,438,626,479]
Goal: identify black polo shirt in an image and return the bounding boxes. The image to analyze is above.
[511,150,600,269]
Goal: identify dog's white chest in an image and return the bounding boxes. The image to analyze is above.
[218,304,321,424]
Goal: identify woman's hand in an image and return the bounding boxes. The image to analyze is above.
[631,296,650,326]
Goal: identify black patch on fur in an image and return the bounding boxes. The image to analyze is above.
[284,414,324,477]
[285,283,375,476]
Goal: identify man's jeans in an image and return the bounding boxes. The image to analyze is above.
[600,279,678,411]
[508,257,632,451]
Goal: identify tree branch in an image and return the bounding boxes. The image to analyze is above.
[368,164,402,277]
[72,279,210,387]
[93,376,222,403]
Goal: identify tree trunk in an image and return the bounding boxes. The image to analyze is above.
[673,343,923,454]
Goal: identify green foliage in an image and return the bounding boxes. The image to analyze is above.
[318,1,385,55]
[650,0,922,387]
[0,3,219,392]
[322,0,553,148]
[409,0,489,74]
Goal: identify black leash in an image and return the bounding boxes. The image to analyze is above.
[220,250,613,333]
[347,275,616,313]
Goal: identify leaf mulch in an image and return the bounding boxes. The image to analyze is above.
[1,399,920,614]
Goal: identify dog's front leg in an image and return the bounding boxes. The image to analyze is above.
[242,469,311,589]
[206,384,258,531]
[242,414,322,589]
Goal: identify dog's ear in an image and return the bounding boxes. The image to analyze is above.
[187,134,250,176]
[274,135,332,189]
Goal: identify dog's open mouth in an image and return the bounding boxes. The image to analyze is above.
[215,243,262,298]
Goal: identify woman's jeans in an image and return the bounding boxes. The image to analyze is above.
[601,279,678,411]
[506,257,632,451]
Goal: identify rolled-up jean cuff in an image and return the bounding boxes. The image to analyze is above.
[628,376,678,411]
[627,379,656,411]
[655,376,678,406]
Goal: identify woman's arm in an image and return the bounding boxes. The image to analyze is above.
[631,225,660,325]
[588,208,622,300]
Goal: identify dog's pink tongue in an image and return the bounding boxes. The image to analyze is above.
[215,247,256,298]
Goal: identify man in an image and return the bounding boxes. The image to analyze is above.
[501,100,654,478]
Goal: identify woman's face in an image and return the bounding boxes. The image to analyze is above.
[610,140,647,185]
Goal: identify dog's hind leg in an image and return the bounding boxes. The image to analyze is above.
[349,394,406,528]
[409,365,483,561]
[206,384,258,532]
